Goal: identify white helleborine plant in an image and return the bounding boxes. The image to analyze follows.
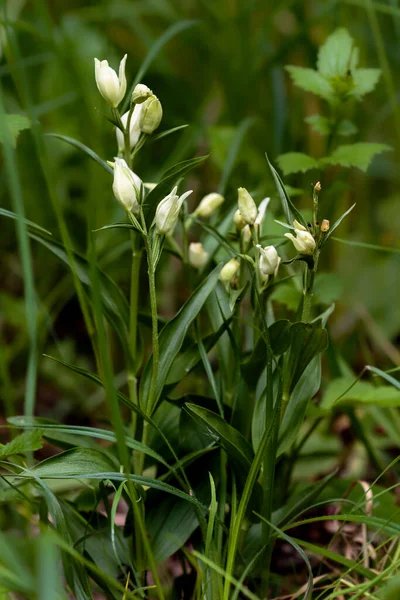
[257,244,281,284]
[195,192,224,218]
[238,187,257,225]
[116,105,142,153]
[112,157,141,213]
[284,220,316,255]
[94,55,127,108]
[155,186,193,235]
[189,242,209,269]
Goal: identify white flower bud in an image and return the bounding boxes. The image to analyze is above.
[257,244,281,284]
[188,242,209,269]
[238,187,257,225]
[194,192,224,218]
[219,258,240,288]
[255,197,271,227]
[132,83,153,104]
[155,186,193,235]
[139,95,163,134]
[116,105,142,153]
[321,219,330,232]
[233,209,246,230]
[284,221,316,255]
[112,157,141,213]
[94,55,127,108]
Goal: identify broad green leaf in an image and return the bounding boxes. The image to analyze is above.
[285,66,334,102]
[321,377,400,409]
[144,155,208,226]
[271,283,301,311]
[321,143,391,171]
[28,231,131,363]
[351,68,381,98]
[285,321,328,393]
[379,573,400,600]
[0,208,52,235]
[278,356,321,456]
[184,403,254,470]
[276,152,318,175]
[317,28,355,79]
[265,154,307,226]
[0,430,43,459]
[140,263,222,412]
[46,133,113,175]
[8,416,168,467]
[313,273,343,305]
[305,114,331,136]
[30,448,116,478]
[0,114,30,147]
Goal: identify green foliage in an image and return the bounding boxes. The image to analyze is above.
[0,114,30,147]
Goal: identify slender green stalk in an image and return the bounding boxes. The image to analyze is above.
[128,231,142,442]
[144,236,160,416]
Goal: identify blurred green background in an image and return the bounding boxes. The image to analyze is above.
[1,0,399,424]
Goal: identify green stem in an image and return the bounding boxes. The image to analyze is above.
[144,237,160,416]
[301,251,319,323]
[128,230,142,445]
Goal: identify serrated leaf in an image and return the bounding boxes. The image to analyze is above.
[317,28,355,79]
[305,115,331,136]
[0,114,30,148]
[321,143,391,171]
[285,66,334,102]
[276,152,319,175]
[351,68,381,98]
[0,430,43,459]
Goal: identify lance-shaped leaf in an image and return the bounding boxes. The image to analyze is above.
[265,153,306,227]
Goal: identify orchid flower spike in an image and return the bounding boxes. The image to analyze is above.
[155,186,193,235]
[284,220,316,255]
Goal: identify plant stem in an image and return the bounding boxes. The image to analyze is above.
[128,230,142,444]
[301,251,319,323]
[144,237,160,416]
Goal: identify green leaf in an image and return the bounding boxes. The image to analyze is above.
[285,66,334,102]
[0,207,52,235]
[46,134,113,175]
[320,377,400,409]
[8,416,168,467]
[313,273,343,305]
[351,68,381,98]
[30,448,116,478]
[184,403,254,470]
[305,115,331,136]
[336,119,358,136]
[322,143,391,171]
[271,283,301,311]
[265,154,307,226]
[321,203,356,246]
[0,114,30,147]
[0,430,43,459]
[276,152,319,175]
[317,28,355,79]
[278,356,321,456]
[285,322,328,393]
[367,365,400,390]
[139,264,222,412]
[143,155,208,226]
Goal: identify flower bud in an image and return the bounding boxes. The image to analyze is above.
[116,105,142,153]
[238,187,257,225]
[219,258,240,288]
[284,220,316,255]
[139,95,163,134]
[314,181,322,192]
[112,157,141,213]
[189,242,209,269]
[257,244,281,284]
[155,186,193,235]
[321,219,330,232]
[254,197,270,228]
[233,209,246,230]
[94,55,127,108]
[195,192,224,218]
[131,83,152,104]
